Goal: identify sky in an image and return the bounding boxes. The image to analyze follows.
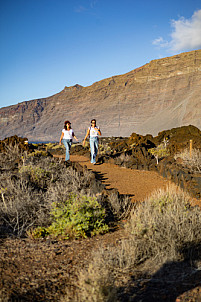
[0,0,201,109]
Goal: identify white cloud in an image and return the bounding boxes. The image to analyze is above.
[153,9,201,53]
[170,9,201,52]
[152,37,169,48]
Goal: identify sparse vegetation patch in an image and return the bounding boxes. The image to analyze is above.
[0,144,112,238]
[174,148,201,173]
[1,132,201,301]
[66,185,201,301]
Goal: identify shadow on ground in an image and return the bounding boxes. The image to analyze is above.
[117,242,201,301]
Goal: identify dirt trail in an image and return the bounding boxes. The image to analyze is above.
[54,154,201,207]
[1,155,200,301]
[69,155,170,202]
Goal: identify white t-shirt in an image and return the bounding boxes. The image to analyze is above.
[89,126,99,138]
[62,129,74,140]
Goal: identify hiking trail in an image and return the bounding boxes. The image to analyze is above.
[66,155,170,202]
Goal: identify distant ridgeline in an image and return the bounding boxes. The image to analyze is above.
[0,50,201,141]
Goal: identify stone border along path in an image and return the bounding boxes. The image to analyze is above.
[55,154,171,203]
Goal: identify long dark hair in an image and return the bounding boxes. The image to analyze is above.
[64,120,71,130]
[91,119,96,126]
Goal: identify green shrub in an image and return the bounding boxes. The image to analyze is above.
[28,226,49,239]
[28,150,49,157]
[19,165,49,185]
[32,194,109,240]
[149,143,170,164]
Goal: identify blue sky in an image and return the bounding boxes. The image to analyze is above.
[0,0,201,108]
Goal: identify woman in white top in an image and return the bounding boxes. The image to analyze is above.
[59,120,78,162]
[83,119,101,164]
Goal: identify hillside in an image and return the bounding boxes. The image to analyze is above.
[0,49,201,141]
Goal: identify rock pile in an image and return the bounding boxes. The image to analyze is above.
[98,125,201,199]
[0,135,31,152]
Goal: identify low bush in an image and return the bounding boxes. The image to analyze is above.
[125,184,201,264]
[0,174,48,237]
[31,194,109,240]
[28,150,50,157]
[0,144,111,238]
[19,165,50,188]
[61,252,117,302]
[148,143,170,164]
[174,148,201,173]
[65,184,201,301]
[107,192,132,220]
[0,143,24,169]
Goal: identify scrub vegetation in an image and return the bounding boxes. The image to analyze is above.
[0,144,127,238]
[63,185,201,301]
[174,148,201,173]
[0,138,201,302]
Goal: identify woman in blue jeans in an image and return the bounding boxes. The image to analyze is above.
[83,119,101,164]
[59,120,78,162]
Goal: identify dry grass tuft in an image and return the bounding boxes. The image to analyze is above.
[174,148,201,173]
[125,184,201,264]
[107,192,132,220]
[63,184,201,301]
[61,247,118,302]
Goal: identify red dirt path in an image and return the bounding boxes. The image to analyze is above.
[70,155,170,202]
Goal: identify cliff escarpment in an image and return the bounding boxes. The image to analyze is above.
[0,50,201,141]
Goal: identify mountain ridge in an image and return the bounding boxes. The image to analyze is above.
[0,49,201,141]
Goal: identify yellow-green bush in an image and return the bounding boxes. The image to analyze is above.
[149,143,170,164]
[31,194,109,240]
[28,226,49,239]
[28,150,49,157]
[19,165,49,184]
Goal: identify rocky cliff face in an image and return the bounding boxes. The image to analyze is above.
[0,50,201,141]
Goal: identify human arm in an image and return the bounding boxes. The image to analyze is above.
[73,133,78,142]
[59,132,64,145]
[97,127,101,136]
[83,128,90,146]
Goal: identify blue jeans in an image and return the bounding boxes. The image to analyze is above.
[62,139,72,161]
[90,137,99,164]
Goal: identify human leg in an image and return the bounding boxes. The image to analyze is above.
[94,137,99,159]
[90,137,98,164]
[62,139,71,161]
[90,138,95,163]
